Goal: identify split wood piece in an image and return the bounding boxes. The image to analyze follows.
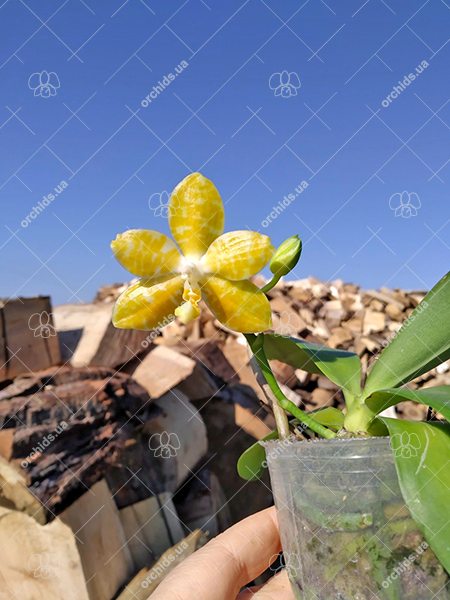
[312,318,332,341]
[116,529,208,600]
[310,387,336,408]
[54,302,150,368]
[0,505,89,600]
[136,390,208,496]
[268,295,294,314]
[269,358,297,388]
[194,395,274,523]
[128,345,218,401]
[222,338,266,403]
[105,391,207,508]
[0,366,153,522]
[363,310,386,335]
[279,383,304,408]
[327,327,354,349]
[0,297,61,383]
[119,493,185,572]
[174,468,232,538]
[319,300,348,328]
[271,312,307,337]
[60,479,134,600]
[362,289,405,310]
[234,403,273,439]
[94,282,129,303]
[226,382,275,439]
[176,338,237,383]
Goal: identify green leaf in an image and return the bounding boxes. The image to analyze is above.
[237,430,278,481]
[310,406,345,430]
[364,271,450,397]
[366,386,450,421]
[264,334,362,397]
[380,418,450,574]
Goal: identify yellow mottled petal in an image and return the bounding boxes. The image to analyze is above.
[202,231,274,281]
[111,230,181,277]
[202,276,272,333]
[112,276,183,330]
[168,173,224,259]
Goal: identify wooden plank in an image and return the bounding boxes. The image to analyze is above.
[116,529,208,600]
[60,479,134,600]
[0,297,61,382]
[119,493,184,571]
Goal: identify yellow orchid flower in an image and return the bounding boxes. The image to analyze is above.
[111,173,274,334]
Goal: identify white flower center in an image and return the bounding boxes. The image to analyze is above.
[180,258,203,284]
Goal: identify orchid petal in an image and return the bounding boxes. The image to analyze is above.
[112,275,183,330]
[169,173,224,259]
[202,231,274,280]
[111,229,182,278]
[202,276,272,333]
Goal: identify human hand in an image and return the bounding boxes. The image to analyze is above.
[150,506,295,600]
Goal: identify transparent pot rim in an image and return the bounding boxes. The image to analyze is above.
[260,435,393,459]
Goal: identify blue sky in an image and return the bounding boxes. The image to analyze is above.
[1,0,450,305]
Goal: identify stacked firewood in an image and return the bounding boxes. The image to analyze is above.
[0,276,442,600]
[90,275,441,420]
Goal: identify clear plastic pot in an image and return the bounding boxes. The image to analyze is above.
[262,436,449,600]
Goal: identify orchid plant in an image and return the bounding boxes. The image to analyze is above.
[111,172,450,577]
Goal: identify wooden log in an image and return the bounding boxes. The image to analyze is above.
[0,366,155,522]
[54,301,151,368]
[105,389,208,508]
[0,297,61,383]
[142,390,208,492]
[0,506,89,600]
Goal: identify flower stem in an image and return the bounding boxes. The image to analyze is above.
[259,273,282,294]
[245,333,290,439]
[245,333,336,440]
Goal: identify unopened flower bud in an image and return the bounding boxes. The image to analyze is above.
[269,235,302,277]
